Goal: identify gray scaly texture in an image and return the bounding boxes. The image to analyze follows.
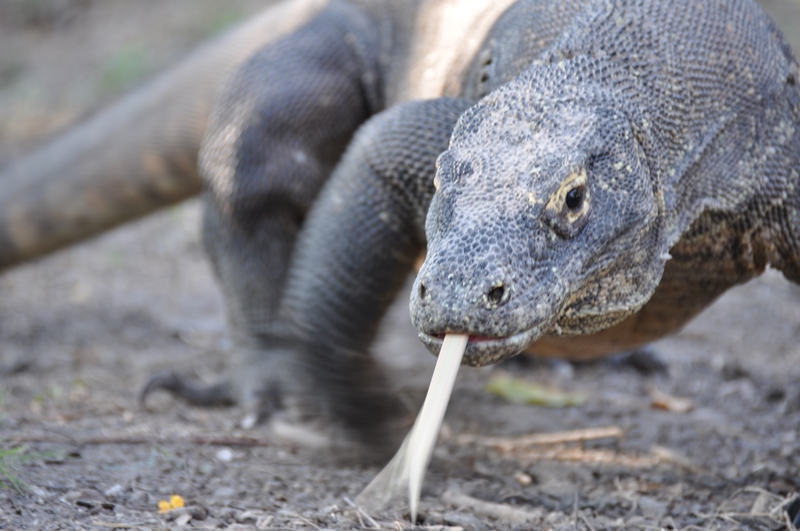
[414,0,800,365]
[142,0,800,451]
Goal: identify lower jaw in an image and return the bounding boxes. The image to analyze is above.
[417,328,540,366]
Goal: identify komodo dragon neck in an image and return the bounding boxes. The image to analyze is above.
[393,0,519,102]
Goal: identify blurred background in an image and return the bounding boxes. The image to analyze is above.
[0,0,270,164]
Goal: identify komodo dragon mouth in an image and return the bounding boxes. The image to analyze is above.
[418,328,543,366]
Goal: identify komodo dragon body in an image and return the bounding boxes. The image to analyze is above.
[3,0,800,449]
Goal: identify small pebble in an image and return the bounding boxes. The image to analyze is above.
[216,448,234,462]
[240,413,258,430]
[551,359,574,380]
[443,511,487,531]
[129,490,151,507]
[514,472,533,486]
[212,486,237,499]
[29,486,49,498]
[255,515,274,529]
[198,461,216,475]
[235,510,261,523]
[203,518,223,529]
[74,490,104,508]
[104,484,126,499]
[638,496,667,518]
[63,490,83,503]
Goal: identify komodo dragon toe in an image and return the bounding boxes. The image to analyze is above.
[139,371,237,409]
[139,342,289,427]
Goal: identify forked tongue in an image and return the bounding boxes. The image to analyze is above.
[356,334,468,522]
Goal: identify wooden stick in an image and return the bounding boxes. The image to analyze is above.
[457,425,625,451]
[4,436,271,447]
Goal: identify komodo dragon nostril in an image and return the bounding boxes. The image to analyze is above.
[419,281,427,300]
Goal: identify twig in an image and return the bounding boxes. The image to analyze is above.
[509,446,659,468]
[578,511,598,531]
[457,426,624,451]
[296,516,321,530]
[572,493,579,529]
[91,522,164,530]
[344,497,380,529]
[785,509,798,531]
[650,445,703,473]
[4,436,272,447]
[441,489,541,524]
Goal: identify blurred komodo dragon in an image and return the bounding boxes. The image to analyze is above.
[1,0,799,451]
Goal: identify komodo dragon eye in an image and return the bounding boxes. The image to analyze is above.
[565,186,584,210]
[543,169,591,238]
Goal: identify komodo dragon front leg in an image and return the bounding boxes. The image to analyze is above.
[145,87,472,448]
[141,1,387,421]
[274,97,473,447]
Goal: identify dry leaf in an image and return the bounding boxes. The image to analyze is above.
[486,374,587,407]
[648,386,693,413]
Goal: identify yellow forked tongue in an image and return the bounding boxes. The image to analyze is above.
[356,334,469,522]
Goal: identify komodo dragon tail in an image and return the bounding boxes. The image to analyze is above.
[0,0,326,271]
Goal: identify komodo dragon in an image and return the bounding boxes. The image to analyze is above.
[2,0,800,451]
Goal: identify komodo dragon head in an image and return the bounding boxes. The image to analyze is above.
[411,66,671,366]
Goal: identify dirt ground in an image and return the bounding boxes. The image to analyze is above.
[1,1,800,530]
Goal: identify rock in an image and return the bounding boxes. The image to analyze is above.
[443,511,488,531]
[215,447,234,462]
[638,496,668,518]
[212,486,237,500]
[103,484,126,499]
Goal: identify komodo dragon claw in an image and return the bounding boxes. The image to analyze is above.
[139,370,237,409]
[140,363,285,427]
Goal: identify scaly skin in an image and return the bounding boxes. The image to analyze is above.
[146,0,798,448]
[2,0,796,451]
[413,0,800,365]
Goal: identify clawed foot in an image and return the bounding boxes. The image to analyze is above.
[567,348,669,376]
[139,370,236,407]
[139,344,291,427]
[503,348,670,377]
[138,338,405,459]
[611,348,669,376]
[139,369,285,429]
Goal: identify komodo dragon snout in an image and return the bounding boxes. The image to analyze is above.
[411,78,670,366]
